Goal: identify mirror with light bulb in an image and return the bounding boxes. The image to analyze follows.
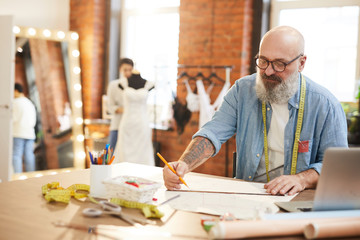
[12,26,85,179]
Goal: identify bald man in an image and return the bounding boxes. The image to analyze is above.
[163,26,348,195]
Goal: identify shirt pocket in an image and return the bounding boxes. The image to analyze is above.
[296,139,313,172]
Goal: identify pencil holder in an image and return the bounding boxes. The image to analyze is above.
[90,164,114,198]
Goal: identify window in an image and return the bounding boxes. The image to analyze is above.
[121,0,180,129]
[271,0,360,102]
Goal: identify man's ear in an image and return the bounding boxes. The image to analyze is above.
[298,55,307,72]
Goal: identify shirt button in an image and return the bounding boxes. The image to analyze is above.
[267,107,270,111]
[256,154,260,157]
[248,176,252,179]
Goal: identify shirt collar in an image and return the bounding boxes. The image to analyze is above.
[288,73,302,110]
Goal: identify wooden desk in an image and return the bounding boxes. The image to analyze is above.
[0,168,314,240]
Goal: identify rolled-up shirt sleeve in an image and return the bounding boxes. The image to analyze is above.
[193,83,239,156]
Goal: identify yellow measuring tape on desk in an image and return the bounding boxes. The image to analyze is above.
[110,198,164,219]
[42,182,90,204]
[262,74,306,182]
[88,195,163,219]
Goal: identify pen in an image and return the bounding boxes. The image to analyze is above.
[105,144,109,164]
[157,152,189,188]
[108,155,115,165]
[86,146,94,164]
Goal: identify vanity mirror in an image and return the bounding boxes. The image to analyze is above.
[13,26,85,174]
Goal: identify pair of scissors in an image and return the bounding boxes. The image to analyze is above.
[82,200,156,225]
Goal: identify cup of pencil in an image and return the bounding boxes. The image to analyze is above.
[88,144,116,198]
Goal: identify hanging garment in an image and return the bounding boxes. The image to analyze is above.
[196,80,231,128]
[184,79,215,112]
[172,96,191,135]
[114,77,154,166]
[184,79,200,112]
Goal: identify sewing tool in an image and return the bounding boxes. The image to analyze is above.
[157,152,189,188]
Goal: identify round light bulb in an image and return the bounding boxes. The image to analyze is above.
[75,117,83,125]
[74,83,82,91]
[76,134,85,142]
[43,29,51,37]
[17,47,23,53]
[28,28,36,36]
[13,26,20,34]
[73,67,81,74]
[77,151,86,159]
[72,50,80,57]
[57,31,65,39]
[75,100,83,108]
[71,32,79,40]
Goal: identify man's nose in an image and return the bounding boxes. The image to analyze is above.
[264,63,276,76]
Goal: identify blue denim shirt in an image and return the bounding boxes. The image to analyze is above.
[193,73,348,180]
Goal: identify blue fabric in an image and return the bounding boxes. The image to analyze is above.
[13,137,35,173]
[193,73,348,180]
[108,130,118,151]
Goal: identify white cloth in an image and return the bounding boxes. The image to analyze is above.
[12,97,36,139]
[254,103,289,182]
[184,79,200,112]
[107,79,124,131]
[196,80,231,128]
[114,77,154,166]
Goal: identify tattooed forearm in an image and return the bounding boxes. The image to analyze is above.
[179,137,215,171]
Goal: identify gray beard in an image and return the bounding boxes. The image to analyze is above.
[255,70,299,104]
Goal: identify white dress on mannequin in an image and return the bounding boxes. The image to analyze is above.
[114,77,154,166]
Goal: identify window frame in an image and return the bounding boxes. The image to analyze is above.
[270,0,360,101]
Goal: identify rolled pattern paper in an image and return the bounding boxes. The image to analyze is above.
[209,219,305,239]
[209,217,360,239]
[304,219,360,239]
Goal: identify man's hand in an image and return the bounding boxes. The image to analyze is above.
[163,161,189,190]
[264,174,305,195]
[264,169,319,196]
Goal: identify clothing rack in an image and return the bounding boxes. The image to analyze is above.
[178,65,233,85]
[178,64,233,177]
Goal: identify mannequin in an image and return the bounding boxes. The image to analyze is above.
[107,58,134,151]
[118,71,154,91]
[114,71,155,166]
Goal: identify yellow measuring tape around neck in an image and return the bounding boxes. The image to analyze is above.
[262,74,306,182]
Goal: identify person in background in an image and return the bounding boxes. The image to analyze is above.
[163,26,348,195]
[106,58,134,151]
[13,83,37,173]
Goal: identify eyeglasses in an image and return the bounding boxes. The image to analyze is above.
[255,54,303,72]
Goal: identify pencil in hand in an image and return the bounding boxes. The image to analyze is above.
[157,152,189,188]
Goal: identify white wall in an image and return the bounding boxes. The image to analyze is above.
[0,0,69,30]
[0,15,14,182]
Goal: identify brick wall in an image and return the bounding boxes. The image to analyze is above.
[70,0,107,119]
[155,0,254,177]
[14,55,29,96]
[29,39,71,169]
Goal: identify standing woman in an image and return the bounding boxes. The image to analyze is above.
[106,58,134,151]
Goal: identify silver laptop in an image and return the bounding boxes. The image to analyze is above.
[276,147,360,212]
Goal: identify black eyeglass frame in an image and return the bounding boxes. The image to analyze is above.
[254,53,304,72]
